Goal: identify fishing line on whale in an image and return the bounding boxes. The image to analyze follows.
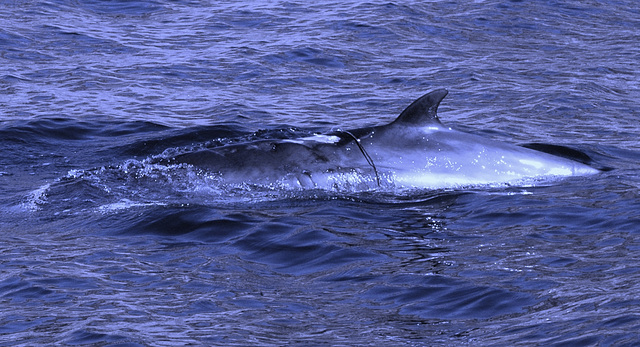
[339,130,381,187]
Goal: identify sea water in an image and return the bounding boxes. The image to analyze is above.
[1,1,640,345]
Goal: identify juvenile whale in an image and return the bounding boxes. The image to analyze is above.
[167,89,599,190]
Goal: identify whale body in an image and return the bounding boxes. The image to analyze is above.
[166,89,599,190]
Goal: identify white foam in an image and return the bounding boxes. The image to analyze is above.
[21,182,52,211]
[98,199,167,213]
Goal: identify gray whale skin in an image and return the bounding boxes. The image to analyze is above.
[169,89,599,190]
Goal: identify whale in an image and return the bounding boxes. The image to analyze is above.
[164,89,599,191]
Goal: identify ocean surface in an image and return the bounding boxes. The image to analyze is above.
[1,0,640,345]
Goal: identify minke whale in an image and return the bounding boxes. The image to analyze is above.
[165,89,599,190]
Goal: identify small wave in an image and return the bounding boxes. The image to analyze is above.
[0,118,169,142]
[21,183,51,212]
[76,0,165,17]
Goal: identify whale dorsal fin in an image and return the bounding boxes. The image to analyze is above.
[392,89,448,126]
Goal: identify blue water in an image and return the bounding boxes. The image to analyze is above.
[2,0,640,345]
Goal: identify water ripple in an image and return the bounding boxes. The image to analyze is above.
[2,0,640,345]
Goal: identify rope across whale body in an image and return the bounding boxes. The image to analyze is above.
[339,130,381,187]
